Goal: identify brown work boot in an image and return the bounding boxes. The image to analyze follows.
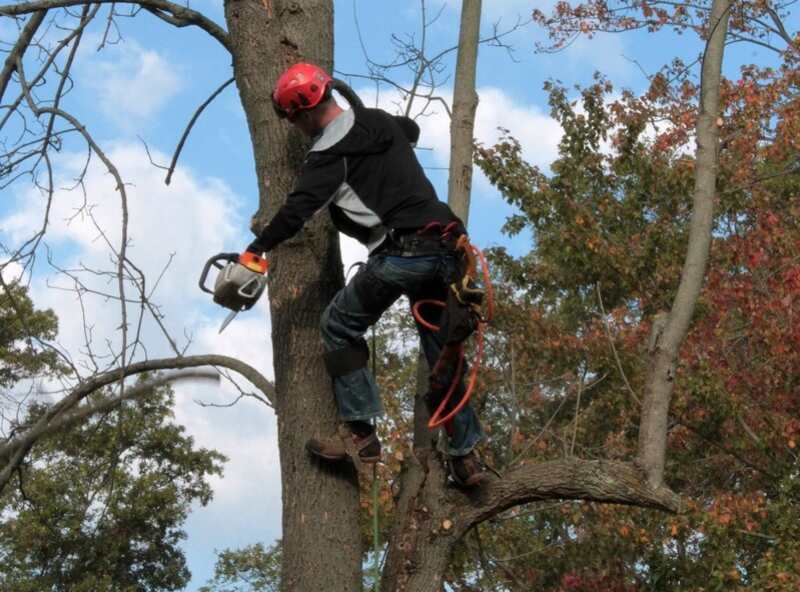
[448,450,489,488]
[306,426,381,464]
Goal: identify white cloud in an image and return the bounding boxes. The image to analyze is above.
[81,39,182,127]
[562,32,632,80]
[355,84,562,178]
[1,138,281,577]
[172,316,278,505]
[0,261,24,285]
[2,141,246,362]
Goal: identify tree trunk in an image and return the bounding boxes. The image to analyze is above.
[387,4,485,588]
[223,1,363,590]
[381,451,457,592]
[636,0,731,488]
[447,0,481,226]
[381,453,681,592]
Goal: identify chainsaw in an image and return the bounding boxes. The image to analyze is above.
[199,251,269,333]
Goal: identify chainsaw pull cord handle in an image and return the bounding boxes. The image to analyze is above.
[198,252,240,295]
[238,251,269,275]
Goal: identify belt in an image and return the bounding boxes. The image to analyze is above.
[379,227,460,257]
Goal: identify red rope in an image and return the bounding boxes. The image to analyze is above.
[410,243,493,430]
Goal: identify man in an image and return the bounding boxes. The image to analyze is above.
[247,63,487,487]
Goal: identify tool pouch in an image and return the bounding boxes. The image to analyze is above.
[439,237,485,345]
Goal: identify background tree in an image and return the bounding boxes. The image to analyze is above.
[459,3,799,586]
[0,286,225,591]
[0,382,225,592]
[0,282,60,391]
[199,542,281,592]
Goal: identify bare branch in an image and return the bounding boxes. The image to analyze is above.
[165,77,234,185]
[596,283,641,406]
[0,11,47,104]
[0,0,231,52]
[0,5,99,132]
[0,354,275,493]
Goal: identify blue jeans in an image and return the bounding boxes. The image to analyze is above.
[320,252,485,456]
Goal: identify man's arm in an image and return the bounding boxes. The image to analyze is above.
[249,153,345,252]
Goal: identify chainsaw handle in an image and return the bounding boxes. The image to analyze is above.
[198,252,239,295]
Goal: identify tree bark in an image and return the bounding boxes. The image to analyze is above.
[381,452,680,592]
[223,1,363,590]
[636,0,731,488]
[446,0,481,226]
[0,11,46,104]
[388,4,484,587]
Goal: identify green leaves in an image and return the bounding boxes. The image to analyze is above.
[0,383,226,591]
[0,282,61,387]
[476,78,695,321]
[199,542,282,592]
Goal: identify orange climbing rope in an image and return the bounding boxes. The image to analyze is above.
[411,240,494,430]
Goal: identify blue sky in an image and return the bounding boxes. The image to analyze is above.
[1,1,795,589]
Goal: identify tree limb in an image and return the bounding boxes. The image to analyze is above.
[636,0,732,489]
[765,4,796,47]
[460,459,681,533]
[165,77,234,185]
[27,370,219,444]
[0,11,46,104]
[0,0,231,52]
[0,354,275,493]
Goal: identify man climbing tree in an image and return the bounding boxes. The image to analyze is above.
[246,62,489,487]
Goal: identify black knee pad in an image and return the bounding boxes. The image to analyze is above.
[324,338,370,377]
[352,267,402,316]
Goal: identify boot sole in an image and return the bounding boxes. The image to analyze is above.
[306,443,381,464]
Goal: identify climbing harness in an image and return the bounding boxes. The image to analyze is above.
[409,223,494,431]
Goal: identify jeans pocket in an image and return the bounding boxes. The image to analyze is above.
[382,255,440,278]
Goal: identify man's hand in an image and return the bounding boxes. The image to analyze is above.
[246,238,267,256]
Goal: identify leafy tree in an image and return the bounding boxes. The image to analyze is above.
[200,542,282,592]
[464,37,800,589]
[0,381,225,591]
[0,282,60,387]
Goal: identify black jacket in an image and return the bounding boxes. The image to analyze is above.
[254,106,461,253]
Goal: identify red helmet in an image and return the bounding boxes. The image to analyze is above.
[272,63,332,120]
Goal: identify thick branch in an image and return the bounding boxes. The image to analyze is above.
[0,0,231,52]
[461,459,681,531]
[25,371,219,445]
[636,0,731,488]
[447,0,481,225]
[0,369,216,493]
[0,11,46,104]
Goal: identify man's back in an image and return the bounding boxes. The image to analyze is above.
[252,105,461,253]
